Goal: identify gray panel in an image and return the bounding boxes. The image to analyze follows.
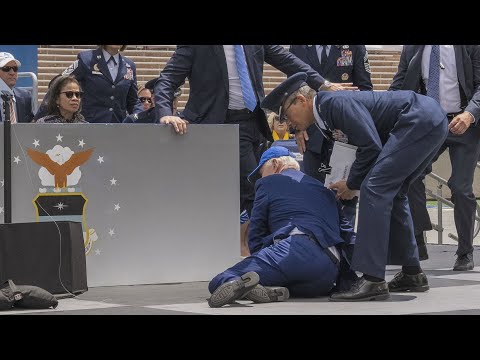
[0,125,3,223]
[2,123,240,286]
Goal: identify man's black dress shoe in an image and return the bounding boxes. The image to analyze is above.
[453,253,474,271]
[329,276,390,302]
[388,271,429,292]
[208,271,259,308]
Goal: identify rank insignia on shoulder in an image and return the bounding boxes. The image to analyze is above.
[62,60,79,76]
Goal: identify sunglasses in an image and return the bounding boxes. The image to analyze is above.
[1,66,18,72]
[139,97,152,104]
[61,91,83,99]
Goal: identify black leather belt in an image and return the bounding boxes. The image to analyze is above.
[227,108,253,116]
[447,110,463,120]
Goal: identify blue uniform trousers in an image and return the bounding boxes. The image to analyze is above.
[352,120,449,279]
[209,234,339,297]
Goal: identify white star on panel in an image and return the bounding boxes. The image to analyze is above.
[95,249,101,255]
[78,139,86,148]
[114,203,120,211]
[97,156,104,164]
[13,156,21,164]
[110,178,117,186]
[33,139,40,148]
[108,228,115,236]
[56,134,63,142]
[0,179,4,187]
[0,207,3,214]
[54,202,68,210]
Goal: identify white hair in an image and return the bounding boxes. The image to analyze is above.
[264,156,300,171]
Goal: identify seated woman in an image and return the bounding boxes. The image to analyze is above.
[35,75,86,124]
[267,112,291,141]
[138,86,154,111]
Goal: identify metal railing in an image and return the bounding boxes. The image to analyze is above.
[426,162,480,244]
[17,72,38,114]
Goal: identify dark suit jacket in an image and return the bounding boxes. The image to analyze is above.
[155,45,325,140]
[389,45,480,126]
[248,169,354,254]
[0,88,34,123]
[289,45,373,90]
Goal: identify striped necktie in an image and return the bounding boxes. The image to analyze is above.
[233,45,257,112]
[426,45,440,103]
[9,98,17,123]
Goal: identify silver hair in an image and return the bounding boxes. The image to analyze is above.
[264,156,300,171]
[284,85,316,108]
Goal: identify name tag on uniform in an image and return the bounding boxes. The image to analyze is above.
[92,71,102,75]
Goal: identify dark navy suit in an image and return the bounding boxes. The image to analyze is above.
[314,90,448,279]
[389,45,480,257]
[209,169,355,297]
[35,48,142,123]
[0,88,34,123]
[156,45,325,215]
[290,45,373,227]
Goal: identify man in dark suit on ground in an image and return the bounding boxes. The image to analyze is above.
[207,146,356,308]
[390,45,480,270]
[0,52,34,123]
[290,45,373,227]
[155,45,342,216]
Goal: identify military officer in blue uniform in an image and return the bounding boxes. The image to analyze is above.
[261,73,449,301]
[208,146,356,308]
[289,45,373,227]
[36,45,143,123]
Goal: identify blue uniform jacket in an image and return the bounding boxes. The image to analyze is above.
[36,48,143,123]
[155,45,325,141]
[315,90,447,190]
[248,169,354,254]
[0,88,34,123]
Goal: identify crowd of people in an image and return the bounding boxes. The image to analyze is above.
[1,45,479,307]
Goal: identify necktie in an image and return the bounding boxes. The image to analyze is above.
[427,45,440,103]
[233,45,257,112]
[107,56,117,65]
[9,99,17,124]
[319,45,328,73]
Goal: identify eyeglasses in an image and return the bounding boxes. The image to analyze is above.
[1,66,18,72]
[61,91,83,99]
[139,97,152,104]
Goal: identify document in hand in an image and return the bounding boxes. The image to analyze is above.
[324,141,360,197]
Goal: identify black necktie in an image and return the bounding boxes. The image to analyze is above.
[319,45,328,72]
[107,56,117,65]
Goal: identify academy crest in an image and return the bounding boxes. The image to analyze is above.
[28,143,98,255]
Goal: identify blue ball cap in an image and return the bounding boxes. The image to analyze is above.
[248,146,294,182]
[261,72,308,121]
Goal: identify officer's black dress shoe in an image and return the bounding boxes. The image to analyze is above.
[244,284,290,303]
[208,271,259,308]
[388,271,429,292]
[453,253,474,271]
[329,276,390,302]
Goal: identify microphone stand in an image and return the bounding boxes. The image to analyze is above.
[1,91,13,223]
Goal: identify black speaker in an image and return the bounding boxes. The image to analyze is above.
[0,221,88,296]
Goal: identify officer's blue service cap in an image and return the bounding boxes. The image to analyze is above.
[261,72,308,122]
[248,146,295,182]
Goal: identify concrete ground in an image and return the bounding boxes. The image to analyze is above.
[2,243,480,315]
